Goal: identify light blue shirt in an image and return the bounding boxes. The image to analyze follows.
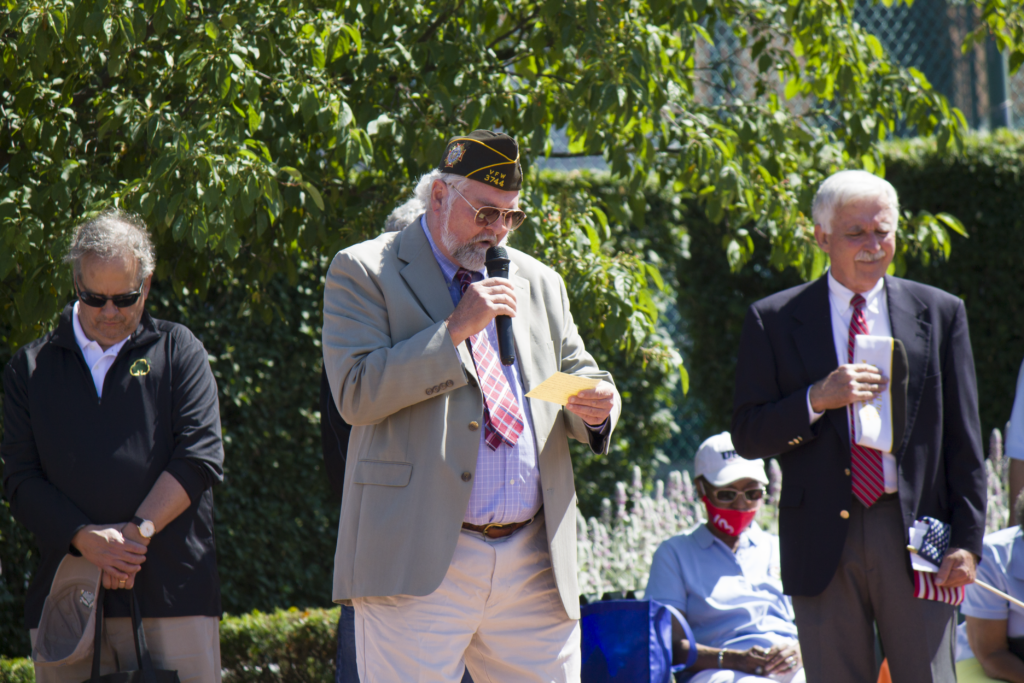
[644,522,798,664]
[1006,360,1024,461]
[958,525,1024,661]
[420,217,543,525]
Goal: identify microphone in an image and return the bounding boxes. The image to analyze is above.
[485,246,516,366]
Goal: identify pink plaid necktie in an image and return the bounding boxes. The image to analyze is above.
[848,293,884,506]
[455,269,525,450]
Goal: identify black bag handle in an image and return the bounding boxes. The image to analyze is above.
[89,585,160,683]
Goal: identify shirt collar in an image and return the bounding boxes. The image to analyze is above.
[827,269,885,313]
[420,215,485,285]
[72,301,129,358]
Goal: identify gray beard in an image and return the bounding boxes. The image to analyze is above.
[440,210,491,272]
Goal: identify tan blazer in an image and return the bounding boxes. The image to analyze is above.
[322,218,620,619]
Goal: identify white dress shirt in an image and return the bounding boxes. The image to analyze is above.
[807,271,898,493]
[72,301,129,398]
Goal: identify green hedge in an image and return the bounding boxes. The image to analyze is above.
[0,607,339,683]
[678,130,1024,439]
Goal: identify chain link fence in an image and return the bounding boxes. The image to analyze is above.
[854,0,1015,130]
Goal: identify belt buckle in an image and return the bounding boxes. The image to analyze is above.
[481,521,510,537]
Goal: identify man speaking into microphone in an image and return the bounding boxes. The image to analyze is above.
[322,130,620,682]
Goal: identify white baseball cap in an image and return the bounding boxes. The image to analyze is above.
[694,432,769,487]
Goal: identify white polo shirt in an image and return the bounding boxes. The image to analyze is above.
[72,301,129,398]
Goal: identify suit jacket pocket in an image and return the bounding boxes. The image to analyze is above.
[354,460,413,487]
[779,486,804,508]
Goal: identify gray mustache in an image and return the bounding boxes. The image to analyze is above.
[855,250,886,263]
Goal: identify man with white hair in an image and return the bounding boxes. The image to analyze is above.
[322,130,620,682]
[731,170,986,682]
[2,210,225,682]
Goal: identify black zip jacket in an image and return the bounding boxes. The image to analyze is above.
[2,304,225,628]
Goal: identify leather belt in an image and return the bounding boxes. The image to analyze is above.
[462,512,538,539]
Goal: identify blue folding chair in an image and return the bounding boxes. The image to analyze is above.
[580,599,697,683]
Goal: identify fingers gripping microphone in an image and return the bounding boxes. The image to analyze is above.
[485,246,516,366]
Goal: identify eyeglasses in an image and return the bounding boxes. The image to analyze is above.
[449,184,527,230]
[74,279,146,309]
[708,487,766,504]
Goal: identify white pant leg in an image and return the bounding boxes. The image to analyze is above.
[464,515,580,683]
[688,668,805,683]
[353,528,493,683]
[353,513,579,683]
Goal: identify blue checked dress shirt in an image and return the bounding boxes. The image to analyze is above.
[421,217,543,525]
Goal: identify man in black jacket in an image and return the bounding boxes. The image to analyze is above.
[2,210,225,683]
[731,170,986,682]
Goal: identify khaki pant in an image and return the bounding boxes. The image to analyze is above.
[30,615,221,683]
[353,512,581,683]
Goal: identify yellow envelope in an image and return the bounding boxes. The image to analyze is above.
[526,372,601,405]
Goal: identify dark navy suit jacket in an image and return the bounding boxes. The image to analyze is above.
[731,274,986,597]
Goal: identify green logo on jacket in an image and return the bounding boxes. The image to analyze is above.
[130,358,151,377]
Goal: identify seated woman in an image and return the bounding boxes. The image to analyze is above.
[956,492,1024,682]
[645,432,803,683]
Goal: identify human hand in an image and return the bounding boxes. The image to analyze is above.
[566,380,617,426]
[764,640,802,675]
[71,524,147,588]
[808,364,889,412]
[722,646,772,674]
[936,548,978,588]
[445,277,517,346]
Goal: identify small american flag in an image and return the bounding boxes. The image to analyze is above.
[914,570,965,605]
[912,517,965,606]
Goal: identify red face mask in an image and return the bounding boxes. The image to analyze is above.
[702,496,758,537]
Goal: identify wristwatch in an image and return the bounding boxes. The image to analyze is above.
[132,516,156,539]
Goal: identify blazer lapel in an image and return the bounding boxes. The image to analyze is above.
[509,260,534,387]
[885,275,930,461]
[397,217,479,383]
[791,276,847,445]
[398,218,456,324]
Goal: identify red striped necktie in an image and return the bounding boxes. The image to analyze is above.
[848,293,884,506]
[455,269,525,450]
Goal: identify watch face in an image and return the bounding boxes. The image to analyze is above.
[139,520,156,538]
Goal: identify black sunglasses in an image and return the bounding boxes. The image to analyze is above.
[74,280,146,309]
[709,487,765,504]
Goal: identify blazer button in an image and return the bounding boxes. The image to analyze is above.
[468,421,480,431]
[845,469,851,476]
[446,379,454,387]
[425,388,432,395]
[461,471,472,482]
[840,510,850,519]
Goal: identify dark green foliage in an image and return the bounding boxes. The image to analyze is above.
[219,607,338,682]
[888,131,1024,439]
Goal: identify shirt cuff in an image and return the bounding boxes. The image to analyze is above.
[585,418,610,435]
[807,387,825,425]
[165,459,210,504]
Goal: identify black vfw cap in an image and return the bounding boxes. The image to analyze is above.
[437,130,523,191]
